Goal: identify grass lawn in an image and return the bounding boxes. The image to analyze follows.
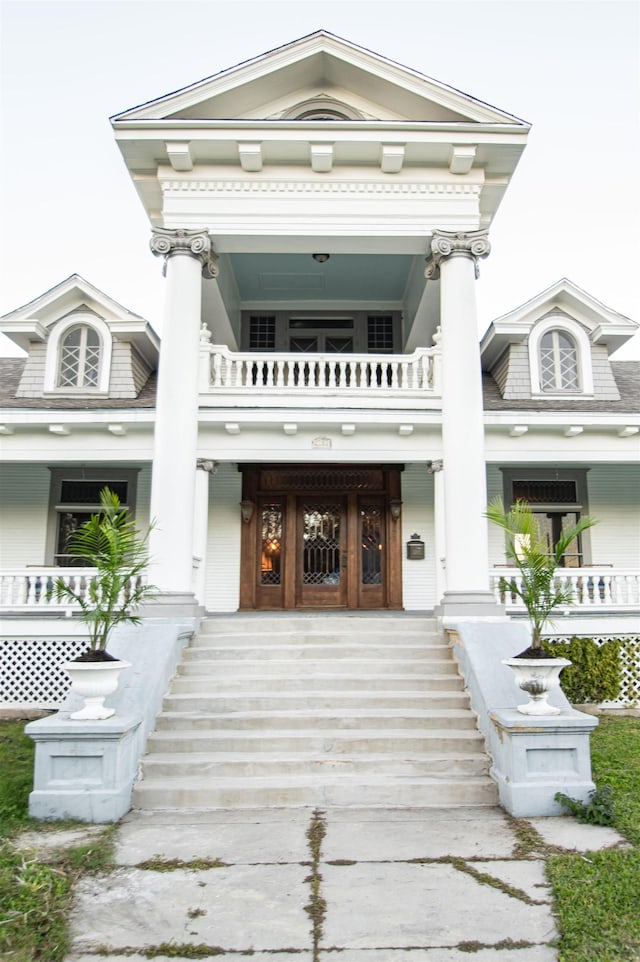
[547,714,640,962]
[0,718,113,962]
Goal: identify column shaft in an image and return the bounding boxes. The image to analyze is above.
[149,247,204,596]
[427,230,502,617]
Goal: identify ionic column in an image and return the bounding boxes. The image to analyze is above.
[427,459,446,605]
[193,459,217,606]
[426,230,502,617]
[148,229,218,608]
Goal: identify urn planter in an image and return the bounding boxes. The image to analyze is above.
[502,656,571,716]
[63,659,131,720]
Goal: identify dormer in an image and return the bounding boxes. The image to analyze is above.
[0,275,159,400]
[480,279,638,402]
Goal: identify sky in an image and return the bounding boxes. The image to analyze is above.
[1,0,639,358]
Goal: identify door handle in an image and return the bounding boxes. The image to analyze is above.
[341,550,347,571]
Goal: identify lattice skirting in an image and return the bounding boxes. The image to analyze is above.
[546,634,640,708]
[2,633,638,711]
[1,638,89,708]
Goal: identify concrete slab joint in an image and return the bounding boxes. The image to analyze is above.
[448,620,599,817]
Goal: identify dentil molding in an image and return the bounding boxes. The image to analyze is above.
[150,228,219,278]
[160,180,482,198]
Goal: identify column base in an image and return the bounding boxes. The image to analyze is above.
[436,590,504,620]
[141,592,204,619]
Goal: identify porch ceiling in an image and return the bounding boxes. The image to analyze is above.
[228,252,414,304]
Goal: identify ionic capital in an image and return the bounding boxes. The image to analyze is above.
[196,459,218,474]
[150,229,219,279]
[425,229,491,280]
[427,459,443,474]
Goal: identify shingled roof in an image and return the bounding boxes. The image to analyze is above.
[0,359,157,409]
[482,361,640,413]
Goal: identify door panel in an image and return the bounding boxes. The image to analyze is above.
[254,499,285,609]
[358,498,386,608]
[296,498,347,607]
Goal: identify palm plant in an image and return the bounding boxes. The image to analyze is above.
[54,487,156,659]
[486,497,597,655]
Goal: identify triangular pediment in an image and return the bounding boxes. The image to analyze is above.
[113,31,526,125]
[481,278,638,365]
[0,275,159,356]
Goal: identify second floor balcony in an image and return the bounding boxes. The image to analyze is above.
[198,343,442,409]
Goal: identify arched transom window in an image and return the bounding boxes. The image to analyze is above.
[539,329,579,392]
[58,325,101,388]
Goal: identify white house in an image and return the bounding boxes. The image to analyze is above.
[2,31,638,621]
[1,32,639,817]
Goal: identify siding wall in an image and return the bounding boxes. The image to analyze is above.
[499,343,532,399]
[587,464,640,567]
[16,343,46,397]
[590,344,620,400]
[204,464,242,612]
[0,464,51,565]
[400,464,436,610]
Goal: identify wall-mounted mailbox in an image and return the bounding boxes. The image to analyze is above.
[406,533,425,560]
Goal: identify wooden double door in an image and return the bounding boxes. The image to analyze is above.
[239,466,403,610]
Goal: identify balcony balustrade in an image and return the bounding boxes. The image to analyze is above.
[1,565,638,614]
[490,567,640,612]
[0,568,143,614]
[199,344,441,407]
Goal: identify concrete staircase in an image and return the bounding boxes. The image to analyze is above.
[133,614,498,809]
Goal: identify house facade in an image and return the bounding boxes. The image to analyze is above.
[1,32,639,649]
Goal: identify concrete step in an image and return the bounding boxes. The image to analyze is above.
[132,773,498,809]
[171,672,464,693]
[154,708,478,732]
[192,630,443,646]
[182,643,445,660]
[197,615,437,636]
[138,750,491,779]
[134,614,496,812]
[179,657,456,675]
[162,691,470,712]
[145,728,487,755]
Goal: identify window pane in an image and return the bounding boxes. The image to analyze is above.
[260,504,282,586]
[60,480,128,504]
[367,315,394,353]
[539,329,578,391]
[249,316,276,350]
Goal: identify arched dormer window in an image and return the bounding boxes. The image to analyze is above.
[539,329,578,392]
[282,98,364,121]
[44,313,112,395]
[58,325,101,388]
[529,315,593,397]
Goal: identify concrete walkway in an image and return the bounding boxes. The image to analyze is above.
[62,805,628,962]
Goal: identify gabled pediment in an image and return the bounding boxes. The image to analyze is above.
[481,278,638,366]
[0,275,159,361]
[113,30,526,125]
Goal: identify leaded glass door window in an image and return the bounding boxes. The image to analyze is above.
[297,498,347,607]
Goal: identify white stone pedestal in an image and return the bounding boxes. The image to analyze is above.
[489,708,598,817]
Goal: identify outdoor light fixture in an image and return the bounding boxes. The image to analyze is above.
[389,499,402,522]
[312,253,330,263]
[240,500,255,524]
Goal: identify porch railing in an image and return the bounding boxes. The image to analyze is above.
[491,567,640,612]
[200,344,441,402]
[0,568,143,613]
